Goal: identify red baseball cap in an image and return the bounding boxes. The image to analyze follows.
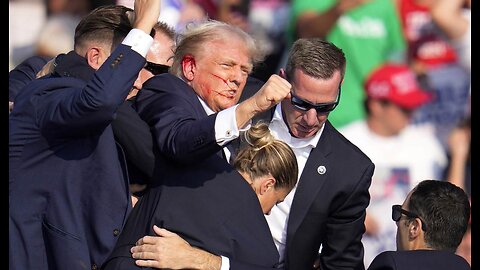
[364,63,432,110]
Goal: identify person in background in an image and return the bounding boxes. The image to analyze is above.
[339,62,447,268]
[430,0,471,73]
[289,0,406,128]
[398,0,470,151]
[9,1,160,269]
[445,116,471,265]
[368,180,470,270]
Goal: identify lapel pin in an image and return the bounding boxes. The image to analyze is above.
[317,165,326,175]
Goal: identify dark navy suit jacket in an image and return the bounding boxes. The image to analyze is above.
[103,154,281,270]
[9,45,145,270]
[247,105,374,270]
[9,55,51,102]
[102,74,281,269]
[281,121,374,270]
[367,250,470,270]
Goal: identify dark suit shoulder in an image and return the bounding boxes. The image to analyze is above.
[324,121,373,166]
[368,250,471,270]
[135,73,200,112]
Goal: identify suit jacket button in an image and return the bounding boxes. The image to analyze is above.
[113,228,120,236]
[91,263,98,270]
[317,165,326,175]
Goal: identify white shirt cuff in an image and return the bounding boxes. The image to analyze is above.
[220,256,230,270]
[215,104,250,146]
[121,28,153,57]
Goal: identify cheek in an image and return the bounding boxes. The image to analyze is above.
[283,105,299,125]
[317,114,328,123]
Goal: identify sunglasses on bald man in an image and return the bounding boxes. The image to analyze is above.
[144,61,170,75]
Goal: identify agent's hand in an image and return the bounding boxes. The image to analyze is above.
[131,225,222,269]
[132,0,161,35]
[36,58,56,79]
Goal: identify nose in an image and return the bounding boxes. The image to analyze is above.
[302,108,318,126]
[227,67,245,88]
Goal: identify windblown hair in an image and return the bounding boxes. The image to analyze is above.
[409,180,470,251]
[152,21,175,41]
[170,19,264,77]
[233,122,298,191]
[286,38,346,83]
[74,5,133,52]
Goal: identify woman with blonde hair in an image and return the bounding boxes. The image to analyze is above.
[103,122,298,269]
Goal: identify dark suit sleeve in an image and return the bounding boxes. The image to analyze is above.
[136,80,222,164]
[9,55,51,101]
[321,163,375,270]
[112,100,155,181]
[35,45,145,138]
[367,251,395,270]
[230,260,283,270]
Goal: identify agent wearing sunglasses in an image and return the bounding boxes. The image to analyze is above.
[256,38,375,270]
[368,180,470,270]
[129,23,175,100]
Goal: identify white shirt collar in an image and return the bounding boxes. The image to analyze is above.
[269,103,324,149]
[198,96,214,116]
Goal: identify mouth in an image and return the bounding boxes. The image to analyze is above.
[296,124,316,134]
[218,89,237,99]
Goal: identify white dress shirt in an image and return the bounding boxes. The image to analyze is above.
[198,97,250,161]
[121,28,153,57]
[265,103,324,263]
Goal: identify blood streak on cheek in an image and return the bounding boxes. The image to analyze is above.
[209,73,235,98]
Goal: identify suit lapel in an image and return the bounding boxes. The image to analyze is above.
[286,122,334,243]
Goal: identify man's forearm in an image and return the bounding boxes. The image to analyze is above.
[188,247,222,270]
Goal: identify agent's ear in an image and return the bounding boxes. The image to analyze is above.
[408,218,423,240]
[181,55,196,81]
[259,177,276,195]
[85,47,104,70]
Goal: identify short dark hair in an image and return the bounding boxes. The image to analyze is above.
[74,5,133,52]
[152,21,175,41]
[409,180,470,251]
[286,38,346,83]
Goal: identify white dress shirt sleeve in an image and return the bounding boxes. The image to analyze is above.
[215,104,251,146]
[220,256,230,270]
[121,28,153,57]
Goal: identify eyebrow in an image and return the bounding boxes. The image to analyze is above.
[219,58,253,73]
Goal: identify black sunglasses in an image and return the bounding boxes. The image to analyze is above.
[290,87,341,114]
[143,61,170,75]
[392,204,427,231]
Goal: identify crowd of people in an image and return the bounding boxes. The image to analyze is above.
[9,0,471,269]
